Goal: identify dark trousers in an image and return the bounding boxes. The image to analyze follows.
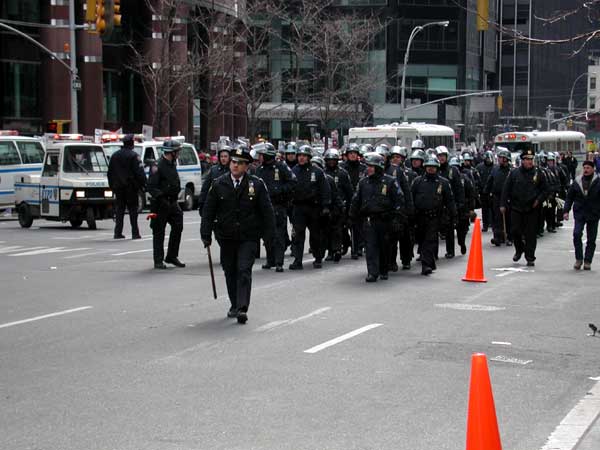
[416,214,440,271]
[511,209,539,262]
[364,218,390,276]
[388,227,413,266]
[457,211,470,248]
[481,196,492,228]
[326,212,343,255]
[492,196,511,242]
[291,204,322,263]
[351,220,364,256]
[545,196,557,230]
[266,205,288,267]
[114,188,140,237]
[152,201,183,264]
[219,240,257,312]
[445,221,455,256]
[573,217,599,263]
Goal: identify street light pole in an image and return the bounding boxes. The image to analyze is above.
[68,0,79,133]
[400,20,449,123]
[568,72,588,113]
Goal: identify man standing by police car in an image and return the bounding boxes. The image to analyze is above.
[147,140,185,269]
[201,146,275,324]
[107,134,146,240]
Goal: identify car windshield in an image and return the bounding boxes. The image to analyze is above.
[103,145,122,160]
[63,146,109,173]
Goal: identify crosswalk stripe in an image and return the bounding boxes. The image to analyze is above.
[0,246,25,254]
[111,249,153,256]
[9,247,92,256]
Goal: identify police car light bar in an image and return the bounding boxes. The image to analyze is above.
[154,136,186,142]
[101,133,122,143]
[0,130,19,136]
[53,133,84,141]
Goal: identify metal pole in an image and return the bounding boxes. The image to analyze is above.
[512,0,517,117]
[569,72,588,113]
[69,0,79,133]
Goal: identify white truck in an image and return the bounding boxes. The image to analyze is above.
[15,135,114,229]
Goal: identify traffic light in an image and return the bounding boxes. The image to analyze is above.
[46,120,71,134]
[113,0,121,27]
[86,0,115,39]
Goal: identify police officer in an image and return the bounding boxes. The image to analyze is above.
[476,151,495,231]
[147,140,185,269]
[107,134,146,240]
[501,148,548,267]
[411,155,456,275]
[485,147,513,246]
[198,144,231,216]
[289,145,332,270]
[387,146,414,270]
[437,146,465,259]
[340,143,367,259]
[407,149,426,183]
[350,153,405,282]
[324,149,353,262]
[201,146,275,324]
[284,142,298,169]
[254,142,296,272]
[451,156,476,255]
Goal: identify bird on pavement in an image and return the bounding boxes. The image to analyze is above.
[589,323,598,337]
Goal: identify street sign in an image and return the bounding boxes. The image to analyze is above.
[72,78,82,91]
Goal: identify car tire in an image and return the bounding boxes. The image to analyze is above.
[182,186,194,211]
[18,204,34,228]
[86,208,97,230]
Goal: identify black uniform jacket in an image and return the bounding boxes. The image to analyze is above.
[198,164,230,213]
[147,157,180,202]
[201,174,275,242]
[107,147,146,191]
[255,161,296,206]
[501,165,548,213]
[350,173,405,220]
[564,173,600,221]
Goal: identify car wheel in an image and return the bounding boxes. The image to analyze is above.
[182,186,194,211]
[70,219,83,229]
[18,204,34,228]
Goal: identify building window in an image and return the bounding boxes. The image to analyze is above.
[590,96,597,111]
[103,71,122,123]
[1,0,40,21]
[591,76,597,91]
[1,62,40,118]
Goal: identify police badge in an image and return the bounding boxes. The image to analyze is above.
[248,181,255,199]
[311,172,316,182]
[381,184,387,195]
[437,184,442,195]
[274,168,280,181]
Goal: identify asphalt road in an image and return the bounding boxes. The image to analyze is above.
[1,212,600,450]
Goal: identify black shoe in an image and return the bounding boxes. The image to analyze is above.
[325,254,334,262]
[114,234,126,239]
[351,254,359,260]
[526,260,535,267]
[154,262,167,270]
[548,228,557,233]
[445,253,455,259]
[313,260,323,269]
[237,311,248,324]
[165,257,186,268]
[390,262,399,272]
[482,226,489,232]
[491,238,501,247]
[132,234,142,240]
[513,252,522,262]
[289,261,303,270]
[262,264,273,270]
[227,308,238,318]
[460,244,467,255]
[365,274,378,282]
[357,251,363,257]
[275,265,284,273]
[380,273,388,280]
[333,252,341,263]
[506,240,513,246]
[402,263,411,270]
[422,266,433,276]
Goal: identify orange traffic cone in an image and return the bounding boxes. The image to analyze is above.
[462,217,487,282]
[466,353,502,450]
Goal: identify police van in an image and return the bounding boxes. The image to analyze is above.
[15,134,114,229]
[101,135,202,211]
[0,131,45,211]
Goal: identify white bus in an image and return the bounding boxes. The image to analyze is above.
[348,122,456,150]
[494,130,587,159]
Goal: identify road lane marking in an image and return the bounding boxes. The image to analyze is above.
[490,355,532,365]
[255,307,331,332]
[0,246,26,254]
[540,380,600,450]
[492,341,512,346]
[435,303,506,312]
[51,235,93,240]
[63,250,114,259]
[492,267,535,277]
[9,247,91,256]
[0,306,93,330]
[184,221,201,225]
[304,323,383,354]
[112,249,153,256]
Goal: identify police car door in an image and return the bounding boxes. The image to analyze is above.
[0,139,22,208]
[40,151,60,217]
[177,145,202,204]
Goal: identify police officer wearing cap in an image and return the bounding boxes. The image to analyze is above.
[436,145,465,259]
[201,145,275,324]
[350,153,405,282]
[451,156,476,255]
[107,134,146,240]
[340,143,367,259]
[254,142,296,272]
[501,148,548,266]
[324,149,353,262]
[289,145,332,270]
[411,155,456,276]
[485,147,513,246]
[147,140,185,269]
[198,143,231,216]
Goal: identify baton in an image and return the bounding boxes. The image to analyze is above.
[206,245,218,300]
[501,210,508,245]
[349,223,355,256]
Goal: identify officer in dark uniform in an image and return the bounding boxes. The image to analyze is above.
[411,155,456,275]
[476,151,495,231]
[350,153,405,282]
[340,143,367,259]
[324,149,353,262]
[437,145,465,258]
[284,142,298,169]
[254,142,296,272]
[501,148,548,266]
[201,146,275,324]
[107,134,146,240]
[147,140,185,269]
[407,149,426,183]
[289,145,331,270]
[387,146,414,271]
[451,157,476,255]
[198,144,231,216]
[485,148,513,246]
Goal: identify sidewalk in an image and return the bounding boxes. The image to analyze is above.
[575,414,600,450]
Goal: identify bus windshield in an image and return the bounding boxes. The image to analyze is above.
[63,146,109,173]
[495,142,534,154]
[348,137,397,147]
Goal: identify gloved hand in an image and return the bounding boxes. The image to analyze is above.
[201,237,212,248]
[469,210,477,222]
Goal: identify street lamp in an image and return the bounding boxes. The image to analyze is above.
[400,20,450,122]
[568,72,588,113]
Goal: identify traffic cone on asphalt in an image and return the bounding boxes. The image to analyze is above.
[462,217,487,282]
[466,353,502,450]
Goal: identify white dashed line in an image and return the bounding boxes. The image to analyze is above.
[255,307,331,332]
[0,306,93,330]
[9,247,91,256]
[111,249,153,256]
[304,323,383,354]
